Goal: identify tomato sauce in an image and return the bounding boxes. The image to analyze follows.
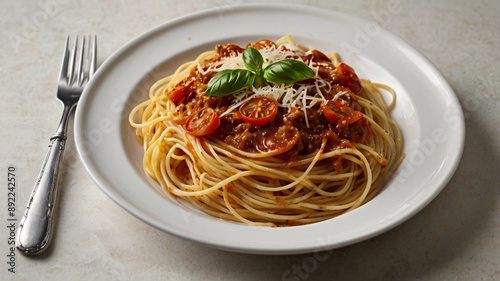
[170,41,373,158]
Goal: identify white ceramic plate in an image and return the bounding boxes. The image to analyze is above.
[75,4,465,254]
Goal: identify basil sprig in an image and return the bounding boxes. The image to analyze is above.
[204,46,314,97]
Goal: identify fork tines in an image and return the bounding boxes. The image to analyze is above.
[59,35,97,87]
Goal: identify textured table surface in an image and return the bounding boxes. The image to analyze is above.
[1,0,499,280]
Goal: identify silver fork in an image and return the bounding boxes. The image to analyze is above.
[16,35,97,255]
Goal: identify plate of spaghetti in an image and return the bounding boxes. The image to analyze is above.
[75,4,464,254]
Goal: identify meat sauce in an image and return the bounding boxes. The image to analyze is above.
[170,40,373,160]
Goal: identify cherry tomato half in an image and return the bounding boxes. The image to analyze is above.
[321,99,363,125]
[333,63,362,94]
[185,107,220,136]
[256,125,300,156]
[166,81,193,105]
[239,97,278,126]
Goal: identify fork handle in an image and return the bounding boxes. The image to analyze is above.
[16,137,65,255]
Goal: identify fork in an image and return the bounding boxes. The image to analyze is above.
[16,35,97,255]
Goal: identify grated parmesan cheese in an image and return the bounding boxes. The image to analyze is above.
[200,44,333,127]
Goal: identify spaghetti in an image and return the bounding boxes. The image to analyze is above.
[129,36,403,227]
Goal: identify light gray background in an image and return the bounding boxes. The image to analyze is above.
[1,0,498,280]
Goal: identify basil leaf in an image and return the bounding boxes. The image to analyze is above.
[263,59,315,84]
[242,47,264,72]
[253,74,268,88]
[205,69,255,97]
